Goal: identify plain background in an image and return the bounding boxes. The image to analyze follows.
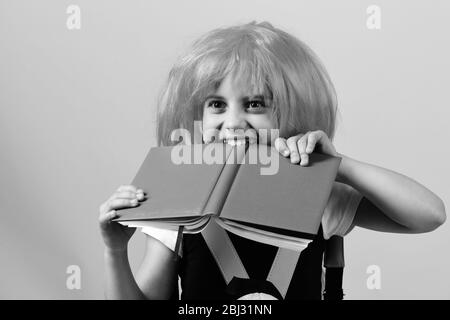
[0,0,449,299]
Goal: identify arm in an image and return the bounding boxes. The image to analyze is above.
[275,132,446,234]
[104,248,146,300]
[100,185,178,300]
[104,235,178,300]
[135,235,179,299]
[337,153,446,233]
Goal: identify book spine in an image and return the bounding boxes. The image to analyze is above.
[201,142,249,216]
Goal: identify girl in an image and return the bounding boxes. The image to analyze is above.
[98,21,446,300]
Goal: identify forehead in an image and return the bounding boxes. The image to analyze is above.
[212,72,268,98]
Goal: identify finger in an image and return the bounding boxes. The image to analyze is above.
[306,132,321,154]
[114,191,139,200]
[117,185,138,193]
[136,192,146,201]
[113,186,146,200]
[99,210,118,225]
[297,135,309,166]
[136,189,146,200]
[104,198,139,212]
[274,138,290,157]
[286,136,301,163]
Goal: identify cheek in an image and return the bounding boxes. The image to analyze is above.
[248,116,278,145]
[247,114,275,128]
[202,112,222,127]
[201,114,222,143]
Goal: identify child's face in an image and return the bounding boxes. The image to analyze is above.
[202,73,277,146]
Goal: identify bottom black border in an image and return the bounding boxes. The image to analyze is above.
[0,300,445,319]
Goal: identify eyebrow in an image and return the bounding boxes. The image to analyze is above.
[205,94,267,101]
[205,95,225,101]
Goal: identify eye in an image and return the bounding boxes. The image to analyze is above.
[245,100,266,112]
[206,100,226,111]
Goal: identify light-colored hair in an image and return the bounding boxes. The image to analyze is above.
[156,21,338,146]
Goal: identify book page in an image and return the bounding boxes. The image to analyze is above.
[119,215,211,233]
[215,218,312,251]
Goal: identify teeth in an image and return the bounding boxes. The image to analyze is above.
[227,140,245,146]
[223,138,257,146]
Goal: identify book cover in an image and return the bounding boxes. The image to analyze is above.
[114,143,341,246]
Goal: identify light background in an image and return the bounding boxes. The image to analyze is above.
[0,0,449,299]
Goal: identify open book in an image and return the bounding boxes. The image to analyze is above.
[114,143,341,250]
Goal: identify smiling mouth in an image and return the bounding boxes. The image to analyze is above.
[222,136,258,146]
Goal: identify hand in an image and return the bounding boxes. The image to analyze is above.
[274,130,338,166]
[98,185,146,252]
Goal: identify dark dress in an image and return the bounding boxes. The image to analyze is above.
[176,226,327,300]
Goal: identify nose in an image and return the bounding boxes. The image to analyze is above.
[223,105,248,133]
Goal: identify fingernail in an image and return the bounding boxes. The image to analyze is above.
[131,199,138,205]
[283,150,289,156]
